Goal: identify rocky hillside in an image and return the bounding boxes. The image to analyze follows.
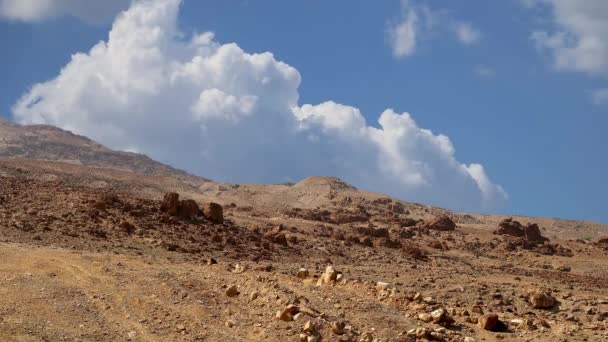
[0,118,202,180]
[2,119,608,341]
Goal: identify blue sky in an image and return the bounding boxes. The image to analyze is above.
[0,0,607,223]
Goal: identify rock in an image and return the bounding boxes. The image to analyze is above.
[277,304,300,321]
[359,331,374,342]
[225,320,235,328]
[464,337,476,342]
[267,232,288,246]
[225,285,239,297]
[430,308,453,324]
[426,215,456,231]
[161,192,180,215]
[478,313,499,330]
[510,318,524,327]
[207,258,218,265]
[524,223,547,244]
[495,218,524,237]
[119,221,135,235]
[233,264,248,274]
[296,268,310,279]
[375,281,395,292]
[331,321,346,335]
[249,291,259,302]
[303,320,315,333]
[317,265,338,286]
[178,199,199,220]
[202,202,224,224]
[528,290,555,309]
[418,313,433,323]
[415,327,430,339]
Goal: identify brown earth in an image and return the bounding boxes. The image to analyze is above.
[1,121,608,341]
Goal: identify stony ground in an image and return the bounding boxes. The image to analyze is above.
[1,162,608,341]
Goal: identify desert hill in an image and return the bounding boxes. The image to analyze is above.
[0,118,201,180]
[1,120,608,341]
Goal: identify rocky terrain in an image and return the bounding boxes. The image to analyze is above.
[1,121,608,341]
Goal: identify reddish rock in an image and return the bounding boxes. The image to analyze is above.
[178,199,200,220]
[161,192,180,216]
[202,202,224,224]
[524,223,547,244]
[426,215,456,231]
[495,218,524,237]
[478,313,499,330]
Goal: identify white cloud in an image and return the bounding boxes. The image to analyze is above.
[528,0,608,76]
[474,65,496,78]
[387,6,420,58]
[454,21,481,45]
[590,88,608,106]
[13,0,507,212]
[0,0,131,23]
[387,1,481,58]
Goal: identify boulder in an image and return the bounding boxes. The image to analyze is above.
[202,202,224,224]
[495,218,524,237]
[478,313,499,330]
[426,215,455,231]
[178,199,199,220]
[528,290,555,309]
[161,192,180,216]
[524,223,547,244]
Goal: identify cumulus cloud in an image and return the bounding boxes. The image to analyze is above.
[454,21,481,45]
[13,0,507,212]
[387,1,481,58]
[0,0,131,23]
[528,0,608,76]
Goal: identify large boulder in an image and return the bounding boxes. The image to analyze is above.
[178,199,200,220]
[426,215,456,231]
[161,192,180,216]
[524,224,547,244]
[495,218,524,237]
[597,237,608,250]
[202,202,224,224]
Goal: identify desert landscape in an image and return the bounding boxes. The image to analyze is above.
[1,117,608,342]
